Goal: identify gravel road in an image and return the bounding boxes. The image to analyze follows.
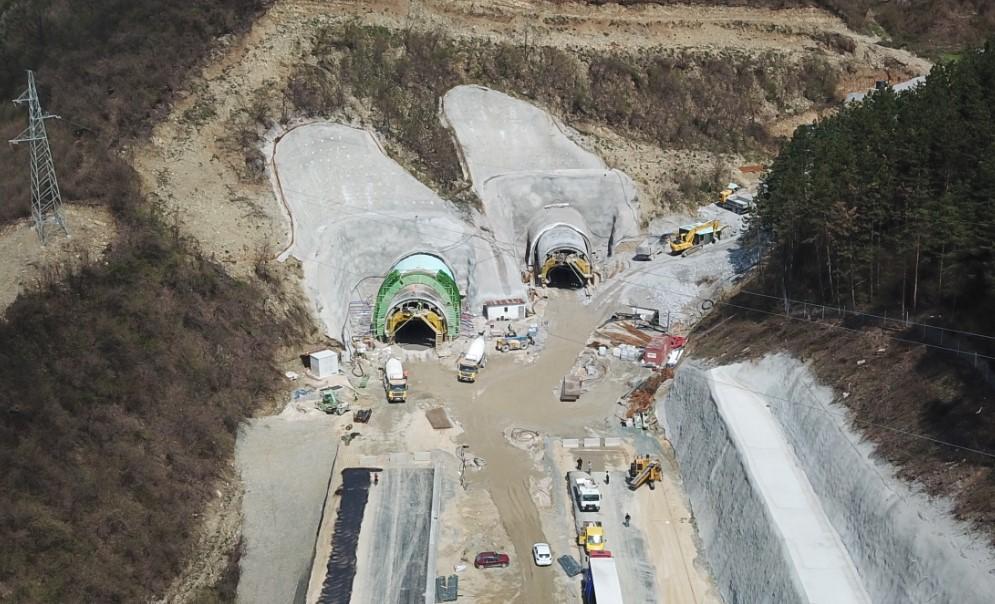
[236,413,338,604]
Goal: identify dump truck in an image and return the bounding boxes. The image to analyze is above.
[627,455,663,490]
[383,357,408,403]
[670,220,724,256]
[577,521,606,553]
[572,474,603,512]
[719,191,754,215]
[583,551,623,604]
[457,337,487,382]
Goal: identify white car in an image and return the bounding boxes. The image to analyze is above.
[532,542,553,567]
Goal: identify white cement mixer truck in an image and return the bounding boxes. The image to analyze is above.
[383,357,408,403]
[457,337,487,382]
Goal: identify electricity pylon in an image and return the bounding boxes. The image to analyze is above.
[10,70,67,244]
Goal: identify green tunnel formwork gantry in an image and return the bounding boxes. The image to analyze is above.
[373,253,462,344]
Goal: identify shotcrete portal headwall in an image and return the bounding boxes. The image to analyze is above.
[272,123,524,345]
[661,356,995,604]
[373,252,461,344]
[527,206,593,287]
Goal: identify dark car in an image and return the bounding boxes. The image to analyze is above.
[474,551,510,569]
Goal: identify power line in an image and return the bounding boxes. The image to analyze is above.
[275,165,995,360]
[10,70,68,244]
[738,288,995,342]
[605,266,995,362]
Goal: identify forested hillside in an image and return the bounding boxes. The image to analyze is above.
[755,38,995,338]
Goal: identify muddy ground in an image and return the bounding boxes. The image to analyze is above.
[291,289,717,603]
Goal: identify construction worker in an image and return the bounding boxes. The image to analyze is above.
[624,513,631,527]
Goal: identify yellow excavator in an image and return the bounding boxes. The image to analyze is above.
[669,220,724,256]
[627,455,662,491]
[719,182,740,205]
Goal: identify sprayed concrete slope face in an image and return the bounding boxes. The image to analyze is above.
[722,355,995,603]
[663,363,870,603]
[442,85,640,264]
[709,365,870,603]
[663,358,995,604]
[273,123,521,340]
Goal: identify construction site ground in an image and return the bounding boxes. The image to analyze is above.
[0,1,948,602]
[144,4,925,597]
[253,285,723,604]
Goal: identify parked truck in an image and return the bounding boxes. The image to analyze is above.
[457,337,487,382]
[577,520,606,553]
[583,551,624,604]
[383,357,408,402]
[573,474,603,512]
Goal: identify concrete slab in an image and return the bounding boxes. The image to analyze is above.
[350,467,435,604]
[709,366,870,603]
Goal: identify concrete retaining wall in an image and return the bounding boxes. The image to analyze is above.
[661,356,995,603]
[662,364,805,603]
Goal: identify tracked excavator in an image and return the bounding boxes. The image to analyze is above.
[669,220,724,256]
[627,455,662,490]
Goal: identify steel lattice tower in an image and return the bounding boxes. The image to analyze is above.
[10,70,67,243]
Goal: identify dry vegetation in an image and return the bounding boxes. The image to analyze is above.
[0,0,268,224]
[286,22,843,203]
[0,219,308,602]
[691,290,995,544]
[0,1,315,601]
[577,0,995,56]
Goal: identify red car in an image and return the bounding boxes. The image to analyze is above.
[474,551,510,569]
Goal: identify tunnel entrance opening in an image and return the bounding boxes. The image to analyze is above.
[546,264,585,289]
[393,317,440,348]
